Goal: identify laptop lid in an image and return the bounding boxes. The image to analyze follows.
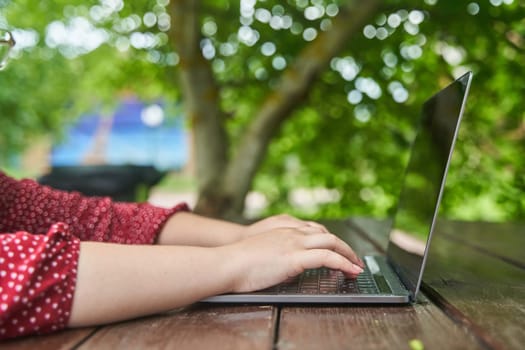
[386,71,473,298]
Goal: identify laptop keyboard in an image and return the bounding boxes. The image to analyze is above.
[258,266,380,295]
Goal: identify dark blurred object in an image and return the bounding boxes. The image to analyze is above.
[38,165,166,202]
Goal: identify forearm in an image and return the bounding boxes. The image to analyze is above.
[69,225,364,328]
[68,242,235,327]
[156,211,245,246]
[156,212,328,247]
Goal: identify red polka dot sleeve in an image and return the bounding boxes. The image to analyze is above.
[0,172,189,244]
[1,223,79,339]
[0,172,189,340]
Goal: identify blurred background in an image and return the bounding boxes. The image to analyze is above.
[0,0,523,222]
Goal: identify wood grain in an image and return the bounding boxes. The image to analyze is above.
[349,217,525,350]
[77,304,277,350]
[423,227,525,350]
[0,328,95,350]
[432,220,525,267]
[277,303,481,350]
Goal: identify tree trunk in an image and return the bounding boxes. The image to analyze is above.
[170,0,380,220]
[169,0,230,215]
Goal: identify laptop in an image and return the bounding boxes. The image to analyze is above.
[204,71,473,304]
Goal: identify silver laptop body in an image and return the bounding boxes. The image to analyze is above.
[204,71,473,304]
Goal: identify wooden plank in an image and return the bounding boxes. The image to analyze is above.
[77,304,277,350]
[349,217,525,350]
[423,228,525,350]
[350,217,525,267]
[278,220,481,350]
[277,303,481,350]
[0,328,96,350]
[432,220,525,267]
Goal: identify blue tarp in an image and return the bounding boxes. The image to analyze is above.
[51,98,188,171]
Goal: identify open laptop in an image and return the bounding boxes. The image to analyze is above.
[204,71,473,304]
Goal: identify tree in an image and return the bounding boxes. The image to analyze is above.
[169,0,380,219]
[1,0,523,221]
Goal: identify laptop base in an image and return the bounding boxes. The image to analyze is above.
[202,256,411,304]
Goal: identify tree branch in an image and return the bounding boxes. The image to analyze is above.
[223,0,381,216]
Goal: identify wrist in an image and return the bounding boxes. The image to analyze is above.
[157,212,247,246]
[215,243,247,293]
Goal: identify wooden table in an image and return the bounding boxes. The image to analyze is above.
[3,218,524,349]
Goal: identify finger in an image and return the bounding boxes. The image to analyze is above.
[302,233,362,268]
[295,249,363,275]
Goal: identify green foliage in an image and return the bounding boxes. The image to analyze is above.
[0,0,523,221]
[253,0,525,221]
[0,49,80,155]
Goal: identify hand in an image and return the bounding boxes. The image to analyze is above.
[159,212,331,247]
[222,225,364,293]
[243,214,330,237]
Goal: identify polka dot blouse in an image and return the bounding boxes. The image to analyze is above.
[0,172,188,340]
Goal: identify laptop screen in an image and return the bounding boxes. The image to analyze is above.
[386,71,472,297]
